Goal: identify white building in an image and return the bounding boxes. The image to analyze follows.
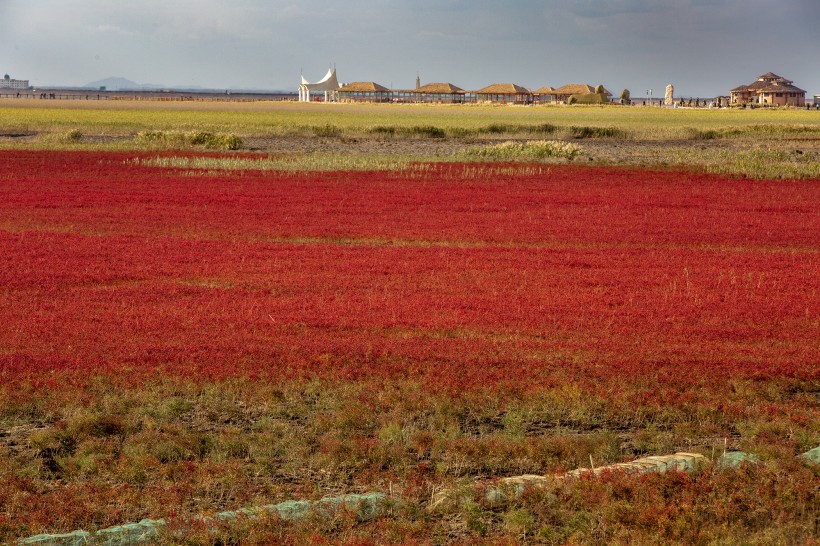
[1,74,29,90]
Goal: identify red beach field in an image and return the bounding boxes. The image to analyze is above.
[1,150,817,542]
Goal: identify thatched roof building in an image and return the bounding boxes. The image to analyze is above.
[393,82,467,103]
[533,86,557,104]
[475,83,532,104]
[338,82,391,102]
[416,82,464,94]
[339,81,390,92]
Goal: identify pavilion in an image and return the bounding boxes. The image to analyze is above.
[298,68,341,102]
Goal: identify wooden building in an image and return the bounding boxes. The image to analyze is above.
[394,82,469,103]
[475,83,532,104]
[533,86,556,104]
[338,82,392,103]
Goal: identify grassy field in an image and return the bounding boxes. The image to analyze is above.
[2,99,820,180]
[2,99,820,139]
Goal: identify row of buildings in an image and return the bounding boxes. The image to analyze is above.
[301,69,813,107]
[299,68,613,104]
[336,81,614,105]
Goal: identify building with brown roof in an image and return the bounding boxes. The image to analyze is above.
[393,82,468,103]
[338,82,392,103]
[533,86,556,104]
[730,73,805,107]
[475,83,532,104]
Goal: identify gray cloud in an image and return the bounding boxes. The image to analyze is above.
[0,0,817,96]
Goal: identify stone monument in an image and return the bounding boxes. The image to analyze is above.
[664,84,674,106]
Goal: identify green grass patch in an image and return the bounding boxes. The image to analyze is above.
[653,147,820,179]
[135,153,422,173]
[3,101,818,141]
[462,140,584,161]
[134,130,242,150]
[569,126,627,139]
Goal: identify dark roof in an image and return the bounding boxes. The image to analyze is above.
[758,82,806,94]
[732,73,805,94]
[748,79,774,91]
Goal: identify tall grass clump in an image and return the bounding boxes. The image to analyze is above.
[463,140,583,161]
[135,130,242,150]
[406,125,446,138]
[312,124,343,137]
[62,129,83,143]
[39,128,84,145]
[368,126,397,136]
[689,129,722,140]
[569,126,627,139]
[137,153,423,173]
[365,125,446,138]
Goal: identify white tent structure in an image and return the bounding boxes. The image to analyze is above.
[299,68,341,102]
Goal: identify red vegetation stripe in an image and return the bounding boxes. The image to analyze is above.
[0,150,818,392]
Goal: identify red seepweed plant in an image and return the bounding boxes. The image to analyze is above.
[0,150,817,542]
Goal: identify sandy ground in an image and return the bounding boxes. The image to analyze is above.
[240,134,820,168]
[2,130,819,171]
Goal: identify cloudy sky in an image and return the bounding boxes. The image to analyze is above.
[1,0,818,97]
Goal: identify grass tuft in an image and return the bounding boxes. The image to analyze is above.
[134,130,243,150]
[569,126,627,139]
[462,140,584,161]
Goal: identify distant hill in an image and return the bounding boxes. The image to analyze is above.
[84,77,164,90]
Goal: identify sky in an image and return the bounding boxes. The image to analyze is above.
[1,0,818,97]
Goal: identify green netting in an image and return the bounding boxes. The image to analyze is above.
[93,519,164,546]
[799,445,820,464]
[717,451,760,469]
[18,531,92,545]
[18,493,386,545]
